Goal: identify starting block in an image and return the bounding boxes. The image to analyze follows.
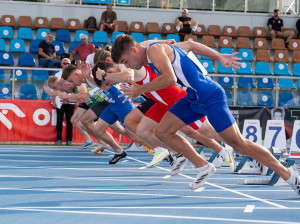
[125,142,147,152]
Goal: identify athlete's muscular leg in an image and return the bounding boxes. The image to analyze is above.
[70,108,93,142]
[219,123,291,180]
[197,119,226,143]
[124,108,144,133]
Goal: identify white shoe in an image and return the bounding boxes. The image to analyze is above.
[146,149,170,168]
[223,147,236,173]
[170,155,188,176]
[189,163,216,190]
[253,160,268,176]
[288,165,300,197]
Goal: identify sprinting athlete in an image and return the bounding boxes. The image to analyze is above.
[110,34,300,195]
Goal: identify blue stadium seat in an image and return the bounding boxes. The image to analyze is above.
[18,53,35,66]
[201,48,215,60]
[236,91,255,106]
[278,78,296,89]
[166,34,180,43]
[29,40,42,53]
[32,70,49,82]
[257,92,275,106]
[200,60,215,73]
[292,63,300,76]
[69,41,81,53]
[131,32,144,43]
[297,79,300,89]
[217,61,234,74]
[10,69,28,81]
[42,89,52,100]
[74,30,89,42]
[93,31,108,44]
[218,76,234,87]
[238,77,256,88]
[148,33,162,40]
[255,62,272,75]
[36,28,51,40]
[278,92,296,106]
[91,42,103,49]
[238,48,254,61]
[9,39,25,52]
[257,78,274,88]
[17,27,33,40]
[236,61,253,74]
[51,41,65,53]
[225,90,233,105]
[220,48,233,54]
[56,29,71,42]
[0,83,12,99]
[0,69,5,80]
[0,52,14,65]
[19,84,37,100]
[274,63,291,76]
[0,38,5,51]
[111,31,125,43]
[0,26,14,39]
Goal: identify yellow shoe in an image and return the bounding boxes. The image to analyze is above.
[223,146,236,173]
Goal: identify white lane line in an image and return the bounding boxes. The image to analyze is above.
[194,187,205,192]
[163,175,171,179]
[138,167,146,169]
[244,205,255,213]
[0,207,299,224]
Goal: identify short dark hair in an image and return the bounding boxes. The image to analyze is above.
[91,62,114,87]
[62,64,77,80]
[111,34,136,63]
[94,49,111,65]
[273,108,282,115]
[274,9,279,13]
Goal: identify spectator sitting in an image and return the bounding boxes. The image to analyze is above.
[268,9,294,48]
[99,4,118,32]
[175,9,198,41]
[69,34,95,68]
[38,33,61,75]
[85,45,101,67]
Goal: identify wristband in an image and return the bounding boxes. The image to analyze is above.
[102,72,107,81]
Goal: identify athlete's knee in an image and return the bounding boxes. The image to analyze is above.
[70,116,78,125]
[124,116,135,133]
[136,126,148,140]
[155,127,171,141]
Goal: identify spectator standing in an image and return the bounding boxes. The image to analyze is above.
[99,4,118,32]
[268,9,294,48]
[175,9,198,41]
[69,34,95,67]
[52,58,74,146]
[38,33,61,75]
[160,0,169,9]
[85,45,101,67]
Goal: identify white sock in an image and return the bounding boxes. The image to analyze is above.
[196,164,210,171]
[116,149,124,155]
[176,26,180,32]
[154,147,165,153]
[219,148,227,159]
[286,171,294,185]
[192,26,197,31]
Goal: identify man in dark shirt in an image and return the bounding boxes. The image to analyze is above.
[38,33,61,74]
[175,9,198,41]
[267,9,294,48]
[99,4,118,32]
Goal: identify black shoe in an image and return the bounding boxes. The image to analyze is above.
[165,154,175,166]
[109,151,127,164]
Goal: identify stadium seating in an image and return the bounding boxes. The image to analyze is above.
[146,22,160,34]
[18,53,35,66]
[200,60,215,73]
[0,83,12,99]
[74,30,89,42]
[201,35,216,48]
[83,19,97,31]
[253,27,268,38]
[17,16,32,27]
[166,34,180,43]
[225,90,233,105]
[56,29,71,42]
[220,48,233,54]
[207,25,221,36]
[238,48,254,61]
[292,63,300,76]
[66,18,81,30]
[111,31,125,43]
[36,28,51,40]
[148,33,162,40]
[34,17,49,28]
[288,39,300,51]
[274,50,290,63]
[257,78,274,88]
[0,68,5,80]
[29,40,41,53]
[31,70,49,82]
[9,39,25,52]
[50,17,65,29]
[0,26,14,39]
[10,69,28,81]
[274,63,291,76]
[236,61,253,74]
[223,25,237,37]
[256,49,272,62]
[17,27,33,40]
[51,41,65,53]
[278,92,296,106]
[238,77,256,88]
[297,80,300,89]
[217,61,234,74]
[68,41,81,53]
[218,76,234,87]
[93,31,108,44]
[19,84,37,100]
[278,78,296,89]
[131,32,144,43]
[0,15,15,27]
[195,24,206,36]
[42,89,52,100]
[257,92,275,106]
[255,62,272,75]
[236,91,255,106]
[0,52,14,65]
[292,51,300,63]
[184,34,197,42]
[0,38,5,51]
[201,47,215,60]
[218,36,234,48]
[130,21,145,33]
[254,38,269,49]
[238,26,252,37]
[91,42,103,49]
[236,37,252,49]
[161,23,175,35]
[271,38,286,50]
[117,21,129,33]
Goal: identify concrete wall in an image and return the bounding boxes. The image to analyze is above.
[0,1,299,30]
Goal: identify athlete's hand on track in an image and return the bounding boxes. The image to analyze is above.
[219,52,242,69]
[118,78,143,104]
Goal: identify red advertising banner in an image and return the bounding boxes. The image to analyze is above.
[0,99,131,144]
